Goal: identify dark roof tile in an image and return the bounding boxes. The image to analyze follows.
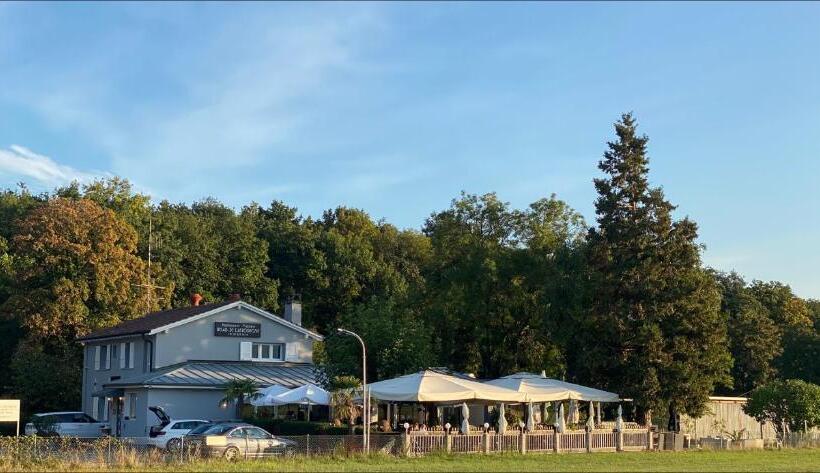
[78,301,235,341]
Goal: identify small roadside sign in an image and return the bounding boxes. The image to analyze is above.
[0,399,21,436]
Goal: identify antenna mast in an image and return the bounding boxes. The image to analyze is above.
[133,212,169,309]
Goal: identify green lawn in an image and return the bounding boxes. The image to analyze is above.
[145,449,820,472]
[5,449,820,472]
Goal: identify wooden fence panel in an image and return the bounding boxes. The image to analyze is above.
[561,432,587,451]
[590,431,617,450]
[451,435,483,454]
[526,433,554,452]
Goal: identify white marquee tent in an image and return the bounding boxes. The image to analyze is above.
[367,370,529,403]
[485,372,619,402]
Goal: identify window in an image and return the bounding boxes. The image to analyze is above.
[228,428,247,438]
[119,342,135,369]
[245,427,270,439]
[124,394,137,420]
[251,343,284,361]
[97,345,111,370]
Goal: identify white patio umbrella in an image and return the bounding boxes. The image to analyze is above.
[498,403,507,434]
[586,402,595,430]
[460,402,470,434]
[568,399,579,423]
[250,384,291,407]
[615,404,624,432]
[557,403,566,433]
[526,403,535,432]
[272,383,331,405]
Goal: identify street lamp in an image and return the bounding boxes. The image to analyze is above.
[337,328,368,454]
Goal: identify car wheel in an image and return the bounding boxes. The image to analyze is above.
[223,446,240,461]
[166,438,181,452]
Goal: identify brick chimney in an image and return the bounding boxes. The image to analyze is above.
[283,295,302,327]
[190,293,203,307]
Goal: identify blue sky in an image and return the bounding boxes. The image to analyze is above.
[1,2,819,298]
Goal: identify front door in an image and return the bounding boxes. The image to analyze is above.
[113,397,124,437]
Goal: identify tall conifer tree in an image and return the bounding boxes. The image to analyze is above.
[583,113,732,427]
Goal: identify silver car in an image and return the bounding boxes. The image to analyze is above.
[24,412,107,438]
[185,423,297,460]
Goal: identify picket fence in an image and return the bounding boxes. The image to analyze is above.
[406,428,651,455]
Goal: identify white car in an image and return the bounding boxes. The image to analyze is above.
[146,406,210,451]
[24,412,107,438]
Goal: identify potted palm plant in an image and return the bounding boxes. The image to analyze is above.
[219,379,261,420]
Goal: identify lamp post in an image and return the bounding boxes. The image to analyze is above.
[337,328,368,454]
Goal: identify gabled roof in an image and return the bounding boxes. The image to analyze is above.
[77,300,323,342]
[102,360,320,390]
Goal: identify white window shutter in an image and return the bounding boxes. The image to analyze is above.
[239,342,253,361]
[119,343,126,369]
[91,397,99,420]
[94,346,101,371]
[285,343,297,362]
[104,345,111,370]
[129,342,135,369]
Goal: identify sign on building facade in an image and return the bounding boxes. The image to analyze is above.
[214,322,261,338]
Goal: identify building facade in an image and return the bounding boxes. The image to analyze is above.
[77,298,323,438]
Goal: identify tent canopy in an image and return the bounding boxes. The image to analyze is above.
[272,383,331,406]
[250,384,290,407]
[368,370,528,403]
[485,372,619,402]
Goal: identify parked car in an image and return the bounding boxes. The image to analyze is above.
[184,423,297,460]
[147,419,211,451]
[24,412,107,438]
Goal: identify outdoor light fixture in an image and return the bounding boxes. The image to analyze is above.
[219,399,229,409]
[483,422,490,432]
[403,422,410,431]
[445,422,451,433]
[337,327,369,454]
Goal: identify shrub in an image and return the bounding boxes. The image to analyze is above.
[744,379,820,439]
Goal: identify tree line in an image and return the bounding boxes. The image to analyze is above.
[0,114,817,427]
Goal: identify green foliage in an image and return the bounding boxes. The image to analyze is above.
[714,272,782,393]
[323,296,434,382]
[744,379,820,438]
[422,192,582,378]
[582,113,732,423]
[219,379,261,419]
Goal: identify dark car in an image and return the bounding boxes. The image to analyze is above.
[184,423,297,460]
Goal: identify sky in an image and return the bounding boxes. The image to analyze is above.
[0,2,819,298]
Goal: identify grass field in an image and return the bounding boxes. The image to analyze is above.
[5,449,820,472]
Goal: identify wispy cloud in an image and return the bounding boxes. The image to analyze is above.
[0,5,387,204]
[0,145,103,187]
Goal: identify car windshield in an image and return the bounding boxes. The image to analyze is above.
[185,423,213,435]
[201,424,235,435]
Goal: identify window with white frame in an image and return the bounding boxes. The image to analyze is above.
[251,343,284,361]
[119,342,135,369]
[95,345,111,371]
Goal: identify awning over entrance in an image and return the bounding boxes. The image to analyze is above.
[101,361,320,390]
[91,388,124,397]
